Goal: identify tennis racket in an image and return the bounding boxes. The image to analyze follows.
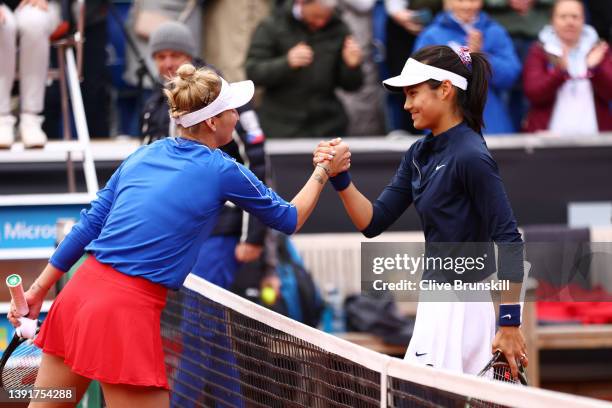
[1,275,42,390]
[477,349,527,385]
[463,351,527,408]
[0,325,42,390]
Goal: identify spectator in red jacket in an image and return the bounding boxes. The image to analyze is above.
[522,0,612,134]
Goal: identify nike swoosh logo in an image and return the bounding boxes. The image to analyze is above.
[415,352,428,357]
[435,164,446,171]
[502,314,512,319]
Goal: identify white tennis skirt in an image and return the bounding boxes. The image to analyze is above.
[404,301,496,375]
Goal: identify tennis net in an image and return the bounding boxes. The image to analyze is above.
[161,274,609,408]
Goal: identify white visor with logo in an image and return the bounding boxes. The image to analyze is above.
[173,78,255,128]
[382,58,468,92]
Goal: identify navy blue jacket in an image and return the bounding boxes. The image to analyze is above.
[362,122,523,282]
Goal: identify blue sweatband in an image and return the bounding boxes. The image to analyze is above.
[330,171,351,191]
[499,304,521,326]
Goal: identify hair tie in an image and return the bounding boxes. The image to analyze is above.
[454,46,472,71]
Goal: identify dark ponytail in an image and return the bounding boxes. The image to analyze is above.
[411,45,491,134]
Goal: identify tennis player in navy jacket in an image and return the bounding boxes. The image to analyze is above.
[316,45,528,378]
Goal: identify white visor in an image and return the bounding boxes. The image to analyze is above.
[382,58,468,92]
[173,78,255,128]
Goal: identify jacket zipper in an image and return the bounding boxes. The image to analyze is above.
[412,157,422,184]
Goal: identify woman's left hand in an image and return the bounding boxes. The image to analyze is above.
[18,0,48,11]
[328,143,351,176]
[491,326,528,380]
[587,41,609,69]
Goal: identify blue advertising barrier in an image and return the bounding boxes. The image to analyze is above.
[0,205,87,251]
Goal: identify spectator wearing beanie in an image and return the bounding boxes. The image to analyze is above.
[141,21,199,143]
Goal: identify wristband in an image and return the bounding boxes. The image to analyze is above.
[330,171,351,191]
[499,304,521,326]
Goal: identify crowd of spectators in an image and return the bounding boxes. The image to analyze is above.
[0,0,609,147]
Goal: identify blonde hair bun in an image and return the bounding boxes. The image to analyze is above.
[164,65,222,126]
[176,64,197,81]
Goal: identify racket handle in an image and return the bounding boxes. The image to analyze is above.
[16,317,37,339]
[6,274,29,317]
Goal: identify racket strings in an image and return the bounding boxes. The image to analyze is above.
[492,362,515,383]
[467,364,517,408]
[467,355,526,407]
[1,340,42,389]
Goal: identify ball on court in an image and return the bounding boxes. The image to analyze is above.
[261,286,276,305]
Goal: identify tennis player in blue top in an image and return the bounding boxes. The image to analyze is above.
[315,45,528,379]
[8,63,350,407]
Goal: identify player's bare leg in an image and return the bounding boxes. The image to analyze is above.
[100,382,169,408]
[28,352,91,408]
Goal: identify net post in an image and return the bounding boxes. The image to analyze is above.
[380,356,391,408]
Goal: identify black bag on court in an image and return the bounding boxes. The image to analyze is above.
[345,292,415,345]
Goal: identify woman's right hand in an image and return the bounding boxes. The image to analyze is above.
[7,282,47,327]
[313,138,344,166]
[467,29,483,53]
[548,45,569,72]
[313,138,351,176]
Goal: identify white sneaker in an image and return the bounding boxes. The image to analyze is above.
[0,115,16,148]
[20,113,47,148]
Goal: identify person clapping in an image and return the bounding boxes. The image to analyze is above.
[523,0,611,135]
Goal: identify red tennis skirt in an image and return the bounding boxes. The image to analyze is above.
[34,255,169,389]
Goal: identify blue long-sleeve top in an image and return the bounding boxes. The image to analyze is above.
[414,11,522,134]
[362,122,523,282]
[50,137,297,289]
